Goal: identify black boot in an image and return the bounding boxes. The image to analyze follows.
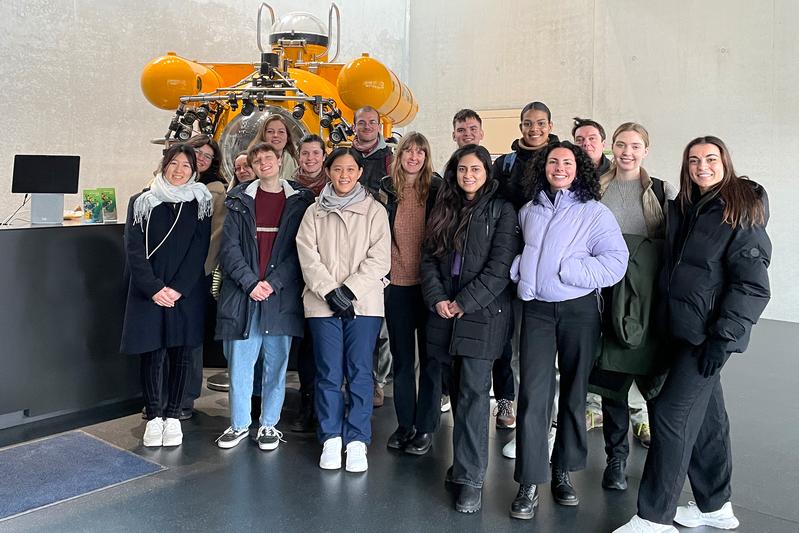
[455,485,482,513]
[404,432,433,455]
[509,483,538,519]
[601,457,628,490]
[551,467,579,506]
[289,394,316,433]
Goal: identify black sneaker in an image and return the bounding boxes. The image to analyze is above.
[257,426,284,451]
[216,427,249,449]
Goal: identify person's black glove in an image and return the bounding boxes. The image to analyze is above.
[698,341,731,378]
[325,285,356,318]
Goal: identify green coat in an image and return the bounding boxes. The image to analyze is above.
[589,234,668,401]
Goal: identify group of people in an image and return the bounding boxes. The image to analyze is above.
[119,102,772,532]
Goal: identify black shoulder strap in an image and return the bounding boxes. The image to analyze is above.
[651,177,666,208]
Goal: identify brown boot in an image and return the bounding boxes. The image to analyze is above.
[373,384,384,408]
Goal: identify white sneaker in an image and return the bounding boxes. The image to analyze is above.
[613,515,678,532]
[162,418,183,446]
[675,501,739,529]
[440,395,451,413]
[502,438,516,459]
[143,418,165,447]
[345,441,368,472]
[319,437,342,470]
[502,427,555,460]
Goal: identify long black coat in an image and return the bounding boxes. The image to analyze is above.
[120,196,211,354]
[215,180,313,340]
[421,181,521,361]
[663,182,771,355]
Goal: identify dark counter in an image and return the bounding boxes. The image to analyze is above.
[0,223,141,434]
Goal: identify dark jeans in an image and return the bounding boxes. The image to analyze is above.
[602,395,632,460]
[450,357,494,488]
[309,316,381,445]
[385,284,428,430]
[493,303,517,401]
[637,343,732,524]
[514,293,601,484]
[296,321,316,403]
[141,346,194,420]
[415,350,452,434]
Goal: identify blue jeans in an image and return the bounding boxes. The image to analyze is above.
[226,307,292,431]
[309,316,381,445]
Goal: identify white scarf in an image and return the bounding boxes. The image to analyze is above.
[318,182,368,212]
[133,172,213,226]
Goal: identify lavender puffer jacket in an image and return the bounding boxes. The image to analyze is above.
[510,189,629,302]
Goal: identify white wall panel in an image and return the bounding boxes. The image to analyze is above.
[408,0,797,322]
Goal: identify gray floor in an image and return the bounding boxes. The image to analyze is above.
[1,319,797,532]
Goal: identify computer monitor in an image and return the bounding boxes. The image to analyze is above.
[11,155,80,194]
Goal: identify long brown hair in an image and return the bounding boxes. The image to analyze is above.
[425,144,493,258]
[390,132,434,203]
[252,114,298,161]
[677,136,765,228]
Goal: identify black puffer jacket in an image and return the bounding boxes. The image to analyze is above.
[492,134,559,210]
[663,181,771,355]
[215,179,314,340]
[377,172,444,244]
[421,180,521,361]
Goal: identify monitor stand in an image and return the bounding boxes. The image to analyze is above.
[30,193,64,225]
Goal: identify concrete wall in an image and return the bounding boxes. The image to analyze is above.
[1,0,795,323]
[407,0,798,322]
[0,0,407,219]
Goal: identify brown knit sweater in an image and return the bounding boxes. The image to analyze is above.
[390,185,425,286]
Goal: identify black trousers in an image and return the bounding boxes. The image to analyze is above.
[451,356,494,488]
[385,284,428,430]
[141,346,194,420]
[637,343,732,524]
[514,293,601,484]
[415,350,452,434]
[602,395,632,460]
[493,302,516,401]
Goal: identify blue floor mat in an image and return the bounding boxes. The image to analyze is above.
[0,430,164,521]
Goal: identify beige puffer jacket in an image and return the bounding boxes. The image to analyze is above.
[296,193,391,318]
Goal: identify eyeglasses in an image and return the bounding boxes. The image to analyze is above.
[355,120,379,128]
[194,150,214,162]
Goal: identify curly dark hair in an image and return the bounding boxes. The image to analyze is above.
[521,141,600,204]
[425,144,493,258]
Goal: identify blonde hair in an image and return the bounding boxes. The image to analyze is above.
[611,122,650,147]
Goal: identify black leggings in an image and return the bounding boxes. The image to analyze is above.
[141,346,194,420]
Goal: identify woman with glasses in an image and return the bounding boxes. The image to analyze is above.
[230,151,255,189]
